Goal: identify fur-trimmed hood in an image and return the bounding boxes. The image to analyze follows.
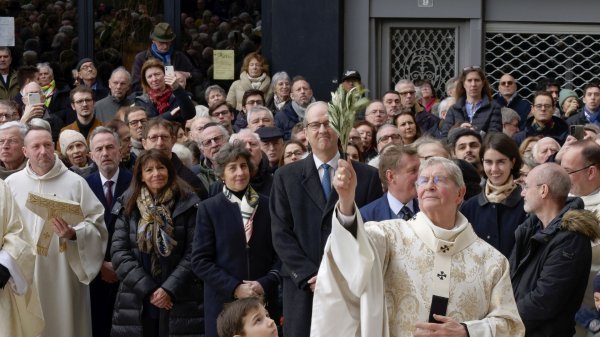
[561,209,600,241]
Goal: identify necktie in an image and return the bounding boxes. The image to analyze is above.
[105,180,114,207]
[321,164,332,200]
[399,205,413,220]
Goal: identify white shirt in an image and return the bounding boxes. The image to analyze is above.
[313,152,340,186]
[100,168,119,198]
[386,193,415,216]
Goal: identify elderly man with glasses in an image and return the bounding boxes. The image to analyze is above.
[494,73,531,130]
[311,156,525,337]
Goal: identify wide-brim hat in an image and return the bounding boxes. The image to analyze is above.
[150,22,176,42]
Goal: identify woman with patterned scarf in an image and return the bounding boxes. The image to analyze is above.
[192,142,281,337]
[226,52,273,111]
[134,58,196,126]
[111,149,203,337]
[460,132,528,258]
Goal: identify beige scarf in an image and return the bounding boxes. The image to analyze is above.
[484,177,516,204]
[136,187,177,277]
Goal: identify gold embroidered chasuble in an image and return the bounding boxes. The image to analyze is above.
[311,208,524,337]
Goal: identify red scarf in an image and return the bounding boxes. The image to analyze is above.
[148,87,173,114]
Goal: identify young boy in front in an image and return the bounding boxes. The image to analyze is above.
[217,297,278,337]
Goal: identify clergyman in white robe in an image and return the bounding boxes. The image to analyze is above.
[0,178,43,337]
[310,208,525,337]
[5,154,107,337]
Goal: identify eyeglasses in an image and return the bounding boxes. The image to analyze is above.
[500,81,515,86]
[306,121,330,132]
[566,164,597,175]
[146,134,172,142]
[0,112,14,120]
[128,119,148,126]
[377,134,401,144]
[534,104,553,110]
[212,110,230,117]
[201,134,225,147]
[284,150,304,158]
[73,98,93,105]
[0,138,20,146]
[415,175,449,188]
[398,90,416,96]
[463,65,481,71]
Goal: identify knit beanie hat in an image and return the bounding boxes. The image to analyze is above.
[59,130,87,156]
[558,89,578,108]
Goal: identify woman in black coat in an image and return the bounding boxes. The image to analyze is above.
[460,132,528,257]
[192,143,281,337]
[441,66,502,137]
[111,149,203,337]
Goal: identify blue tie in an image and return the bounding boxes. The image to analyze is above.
[321,164,332,200]
[398,206,413,220]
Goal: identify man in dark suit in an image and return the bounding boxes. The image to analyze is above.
[85,127,132,337]
[360,144,420,222]
[270,101,383,337]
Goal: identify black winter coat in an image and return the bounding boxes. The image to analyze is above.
[510,198,600,337]
[460,185,527,258]
[110,189,204,337]
[441,96,502,137]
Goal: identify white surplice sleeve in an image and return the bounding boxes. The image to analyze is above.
[310,203,389,337]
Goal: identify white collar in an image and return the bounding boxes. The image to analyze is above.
[386,192,413,215]
[100,168,120,186]
[313,152,340,171]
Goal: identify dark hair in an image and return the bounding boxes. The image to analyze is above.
[382,90,400,98]
[17,65,39,88]
[583,82,600,95]
[480,132,523,179]
[279,139,307,166]
[536,77,561,91]
[241,89,265,106]
[125,149,189,215]
[415,79,435,97]
[448,128,482,149]
[142,117,175,138]
[209,100,234,116]
[105,118,128,132]
[572,139,600,167]
[213,142,256,179]
[217,297,265,337]
[533,90,554,103]
[70,85,93,103]
[454,67,492,101]
[123,106,148,123]
[394,111,422,142]
[354,120,377,151]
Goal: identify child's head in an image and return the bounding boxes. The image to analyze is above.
[217,297,277,337]
[594,274,600,311]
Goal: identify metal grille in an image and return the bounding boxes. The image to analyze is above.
[485,31,600,100]
[390,27,456,97]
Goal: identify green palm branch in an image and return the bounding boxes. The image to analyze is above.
[328,84,370,156]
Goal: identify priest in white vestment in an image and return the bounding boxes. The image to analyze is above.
[311,157,524,337]
[0,178,44,337]
[5,127,107,337]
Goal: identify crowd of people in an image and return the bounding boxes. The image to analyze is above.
[2,6,600,337]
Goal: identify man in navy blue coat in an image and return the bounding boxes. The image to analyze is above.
[360,144,420,222]
[270,101,382,337]
[85,127,132,337]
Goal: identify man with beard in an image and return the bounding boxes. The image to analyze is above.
[276,77,315,140]
[61,86,103,141]
[448,128,483,176]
